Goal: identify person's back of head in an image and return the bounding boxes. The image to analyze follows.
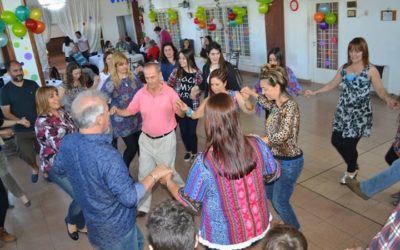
[264,225,307,250]
[146,199,197,250]
[154,26,162,32]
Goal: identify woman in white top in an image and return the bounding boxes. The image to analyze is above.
[94,51,113,90]
[62,36,74,62]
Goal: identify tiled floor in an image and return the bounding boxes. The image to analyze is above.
[2,69,399,249]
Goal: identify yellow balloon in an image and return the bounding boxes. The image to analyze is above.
[29,8,42,20]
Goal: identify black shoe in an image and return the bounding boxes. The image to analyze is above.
[65,219,79,241]
[184,152,192,162]
[136,211,147,217]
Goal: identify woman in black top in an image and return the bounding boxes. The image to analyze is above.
[198,42,240,97]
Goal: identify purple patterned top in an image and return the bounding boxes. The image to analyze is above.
[35,109,76,172]
[101,76,143,137]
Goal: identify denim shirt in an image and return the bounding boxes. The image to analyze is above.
[53,132,145,249]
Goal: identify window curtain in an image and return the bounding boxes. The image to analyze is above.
[33,7,52,77]
[52,0,101,53]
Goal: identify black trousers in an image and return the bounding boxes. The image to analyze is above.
[331,131,361,173]
[385,146,399,166]
[112,131,141,169]
[0,179,8,228]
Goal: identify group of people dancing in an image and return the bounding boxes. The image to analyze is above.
[0,35,398,250]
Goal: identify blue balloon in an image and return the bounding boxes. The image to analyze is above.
[318,3,330,14]
[0,33,8,47]
[228,20,237,27]
[0,20,5,32]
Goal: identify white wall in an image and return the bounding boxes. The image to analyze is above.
[139,0,268,73]
[284,0,400,94]
[99,1,132,46]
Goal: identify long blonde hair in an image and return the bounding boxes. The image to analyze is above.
[110,52,134,88]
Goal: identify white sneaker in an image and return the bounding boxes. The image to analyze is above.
[340,170,358,185]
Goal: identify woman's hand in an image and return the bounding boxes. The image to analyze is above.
[241,86,257,98]
[18,117,30,127]
[303,89,316,97]
[0,128,14,138]
[386,97,400,110]
[151,165,173,182]
[159,172,173,185]
[262,136,269,144]
[109,106,119,115]
[175,99,189,112]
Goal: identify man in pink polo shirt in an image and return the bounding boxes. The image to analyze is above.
[112,63,185,216]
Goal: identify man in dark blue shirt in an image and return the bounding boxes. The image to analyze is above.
[53,90,171,250]
[0,60,40,183]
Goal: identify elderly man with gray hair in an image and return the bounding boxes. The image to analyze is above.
[53,90,171,250]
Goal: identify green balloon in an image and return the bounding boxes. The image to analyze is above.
[237,8,246,17]
[15,5,30,22]
[258,3,269,14]
[12,21,27,37]
[1,11,17,25]
[0,20,5,32]
[325,12,337,25]
[236,18,243,25]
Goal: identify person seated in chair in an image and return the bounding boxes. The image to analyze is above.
[70,46,99,81]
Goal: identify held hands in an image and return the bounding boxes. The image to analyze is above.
[159,172,173,186]
[92,75,100,88]
[240,86,257,98]
[18,117,30,127]
[151,165,173,183]
[387,97,400,110]
[0,128,14,138]
[109,106,119,115]
[303,90,316,97]
[175,99,189,112]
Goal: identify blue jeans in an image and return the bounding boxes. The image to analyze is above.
[360,158,400,197]
[266,155,304,229]
[101,224,144,250]
[48,170,85,229]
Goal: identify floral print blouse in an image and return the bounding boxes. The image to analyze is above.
[35,109,76,172]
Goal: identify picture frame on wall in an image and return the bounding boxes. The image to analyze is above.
[381,10,397,21]
[347,9,356,18]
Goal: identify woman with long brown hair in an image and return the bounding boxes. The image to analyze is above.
[161,93,280,249]
[100,52,143,169]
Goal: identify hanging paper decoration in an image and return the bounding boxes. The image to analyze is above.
[257,0,273,14]
[194,6,206,30]
[166,8,177,25]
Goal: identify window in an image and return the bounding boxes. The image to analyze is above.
[205,6,250,57]
[155,10,181,48]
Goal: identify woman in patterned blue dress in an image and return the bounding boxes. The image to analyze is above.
[304,37,399,184]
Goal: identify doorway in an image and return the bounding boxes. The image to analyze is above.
[117,15,136,41]
[265,1,285,63]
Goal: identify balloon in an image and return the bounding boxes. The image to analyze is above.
[15,5,30,22]
[228,12,236,20]
[198,6,205,12]
[0,33,8,47]
[325,12,337,25]
[170,19,177,25]
[208,23,216,31]
[198,16,205,23]
[257,0,273,3]
[193,17,200,24]
[319,21,328,30]
[32,20,45,34]
[318,3,330,14]
[258,4,269,14]
[331,36,338,44]
[1,11,17,25]
[12,22,27,37]
[0,20,5,32]
[313,12,325,23]
[228,20,237,27]
[25,18,37,31]
[237,8,246,17]
[29,8,42,20]
[235,17,243,25]
[199,22,206,29]
[232,6,240,14]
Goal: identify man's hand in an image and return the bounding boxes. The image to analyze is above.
[151,165,173,182]
[175,99,189,113]
[0,128,14,138]
[110,106,119,115]
[18,117,30,127]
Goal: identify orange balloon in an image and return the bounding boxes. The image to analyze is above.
[314,12,325,23]
[199,22,206,29]
[33,20,45,34]
[170,19,177,25]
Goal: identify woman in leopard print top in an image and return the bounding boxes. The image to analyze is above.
[242,64,303,229]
